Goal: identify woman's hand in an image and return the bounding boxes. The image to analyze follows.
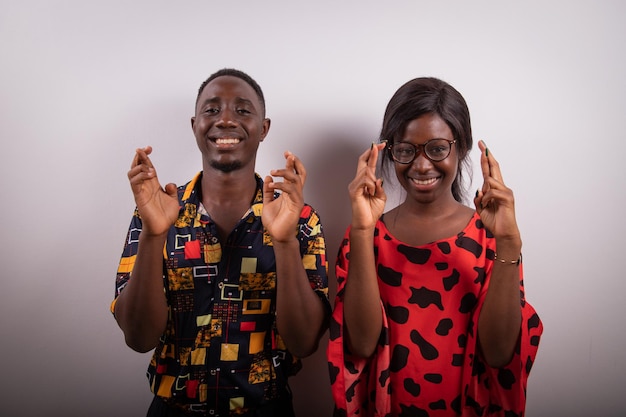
[348,142,387,231]
[473,140,521,244]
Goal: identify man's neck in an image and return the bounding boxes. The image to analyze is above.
[200,167,257,207]
[199,168,259,242]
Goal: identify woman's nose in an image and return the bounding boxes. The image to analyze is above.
[411,151,432,171]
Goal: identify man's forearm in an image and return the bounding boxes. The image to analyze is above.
[114,233,169,352]
[274,239,327,358]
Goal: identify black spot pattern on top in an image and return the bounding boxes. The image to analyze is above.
[459,292,478,314]
[328,362,340,385]
[473,266,486,285]
[345,360,359,374]
[451,396,462,414]
[346,378,358,402]
[466,395,485,416]
[435,318,453,336]
[455,233,483,258]
[389,344,410,372]
[403,378,421,396]
[435,262,448,270]
[443,269,461,291]
[497,368,516,390]
[530,335,541,347]
[429,399,447,410]
[378,264,403,287]
[410,329,439,360]
[452,354,464,366]
[397,244,431,264]
[437,241,451,254]
[399,404,429,417]
[525,355,534,374]
[528,313,541,331]
[408,286,444,310]
[387,304,410,324]
[424,373,443,383]
[458,334,467,348]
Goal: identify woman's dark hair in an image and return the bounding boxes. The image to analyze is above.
[380,77,473,202]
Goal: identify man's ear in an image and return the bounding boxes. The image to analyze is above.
[190,116,196,131]
[260,118,271,142]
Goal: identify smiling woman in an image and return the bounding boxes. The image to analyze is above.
[327,77,543,416]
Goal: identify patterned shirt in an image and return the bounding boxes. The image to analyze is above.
[113,172,330,416]
[327,212,542,417]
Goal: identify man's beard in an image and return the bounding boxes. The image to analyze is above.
[210,160,242,173]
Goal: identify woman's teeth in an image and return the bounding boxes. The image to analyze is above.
[412,177,437,185]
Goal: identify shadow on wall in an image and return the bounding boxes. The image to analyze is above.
[288,126,371,417]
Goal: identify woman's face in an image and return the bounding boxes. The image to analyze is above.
[393,113,459,205]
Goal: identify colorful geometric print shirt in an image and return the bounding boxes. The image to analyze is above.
[327,212,542,417]
[112,172,330,416]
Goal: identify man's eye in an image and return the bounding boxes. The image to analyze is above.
[205,107,219,114]
[237,108,251,114]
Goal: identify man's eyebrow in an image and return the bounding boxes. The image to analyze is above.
[234,97,255,107]
[199,96,256,107]
[198,96,220,106]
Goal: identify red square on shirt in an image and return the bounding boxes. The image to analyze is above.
[240,321,256,332]
[185,240,201,259]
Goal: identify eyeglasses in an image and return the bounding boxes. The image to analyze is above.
[388,139,456,164]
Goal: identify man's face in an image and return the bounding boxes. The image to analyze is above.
[192,75,270,173]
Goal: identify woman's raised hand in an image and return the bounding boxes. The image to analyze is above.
[473,140,521,244]
[348,142,387,231]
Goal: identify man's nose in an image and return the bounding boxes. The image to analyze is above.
[216,108,238,127]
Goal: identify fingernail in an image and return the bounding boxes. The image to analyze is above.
[475,189,479,198]
[371,142,375,150]
[485,148,489,157]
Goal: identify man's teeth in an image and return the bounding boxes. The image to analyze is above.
[412,178,437,185]
[216,138,240,144]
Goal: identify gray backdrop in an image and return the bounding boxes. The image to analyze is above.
[1,1,625,416]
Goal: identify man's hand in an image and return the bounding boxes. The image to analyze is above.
[262,151,306,243]
[127,146,179,236]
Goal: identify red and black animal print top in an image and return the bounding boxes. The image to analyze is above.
[327,212,542,417]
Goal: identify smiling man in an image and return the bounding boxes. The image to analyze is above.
[111,69,330,417]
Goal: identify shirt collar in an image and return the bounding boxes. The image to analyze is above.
[183,172,265,219]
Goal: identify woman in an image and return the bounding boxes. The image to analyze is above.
[327,77,542,416]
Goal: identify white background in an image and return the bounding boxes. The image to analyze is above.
[1,1,625,416]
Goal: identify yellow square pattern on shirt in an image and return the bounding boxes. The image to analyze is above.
[221,343,239,361]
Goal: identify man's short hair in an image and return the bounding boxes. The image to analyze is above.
[196,68,266,116]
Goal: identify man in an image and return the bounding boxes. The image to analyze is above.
[111,68,330,416]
